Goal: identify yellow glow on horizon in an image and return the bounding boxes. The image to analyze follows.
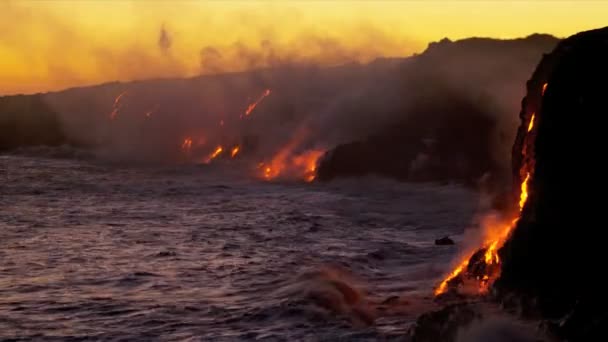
[1,1,607,95]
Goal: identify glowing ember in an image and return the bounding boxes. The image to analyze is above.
[244,89,272,117]
[204,146,223,163]
[181,137,193,152]
[231,146,240,158]
[542,83,548,95]
[527,113,535,132]
[109,90,128,120]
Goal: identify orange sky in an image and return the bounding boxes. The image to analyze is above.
[1,1,607,95]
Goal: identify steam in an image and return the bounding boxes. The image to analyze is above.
[0,2,416,95]
[158,23,172,54]
[2,10,558,183]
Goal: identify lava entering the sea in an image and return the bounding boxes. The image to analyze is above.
[434,97,539,296]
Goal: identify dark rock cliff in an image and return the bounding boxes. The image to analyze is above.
[496,27,608,340]
[0,94,69,151]
[316,35,559,187]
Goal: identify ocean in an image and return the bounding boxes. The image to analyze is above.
[0,151,477,340]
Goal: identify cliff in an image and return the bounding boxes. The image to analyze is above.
[496,26,608,340]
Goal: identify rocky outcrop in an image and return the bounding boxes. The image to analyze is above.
[496,27,608,340]
[317,89,501,186]
[316,35,559,186]
[0,94,69,151]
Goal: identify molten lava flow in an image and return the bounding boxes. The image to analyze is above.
[244,89,272,117]
[519,173,530,211]
[109,90,128,120]
[260,149,324,182]
[435,124,535,296]
[528,113,535,132]
[433,93,540,295]
[231,146,240,158]
[542,83,548,95]
[292,150,324,182]
[435,260,470,296]
[181,137,193,152]
[204,146,223,164]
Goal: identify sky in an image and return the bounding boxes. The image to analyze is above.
[1,1,607,95]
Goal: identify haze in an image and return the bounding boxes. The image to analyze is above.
[1,0,607,95]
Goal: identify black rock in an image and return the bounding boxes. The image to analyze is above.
[156,250,177,257]
[495,26,608,341]
[410,303,480,342]
[435,236,455,245]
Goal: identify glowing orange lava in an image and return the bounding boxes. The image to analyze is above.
[109,90,128,120]
[244,89,272,117]
[527,113,535,132]
[542,83,548,95]
[231,146,240,158]
[204,146,223,163]
[434,168,533,295]
[181,137,193,152]
[258,148,324,182]
[292,150,324,182]
[519,173,530,211]
[435,260,470,296]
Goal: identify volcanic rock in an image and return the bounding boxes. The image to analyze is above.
[495,26,608,341]
[435,236,455,245]
[0,94,70,150]
[410,303,480,342]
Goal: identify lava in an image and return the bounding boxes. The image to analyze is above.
[527,113,535,132]
[435,259,470,296]
[259,149,324,182]
[434,106,537,296]
[109,90,128,120]
[231,146,240,158]
[244,89,271,117]
[181,138,193,152]
[204,146,223,163]
[519,173,530,211]
[542,83,548,95]
[292,150,324,182]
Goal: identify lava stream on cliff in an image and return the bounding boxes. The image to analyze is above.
[244,89,271,117]
[204,146,224,164]
[109,90,128,120]
[231,146,240,158]
[434,109,536,296]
